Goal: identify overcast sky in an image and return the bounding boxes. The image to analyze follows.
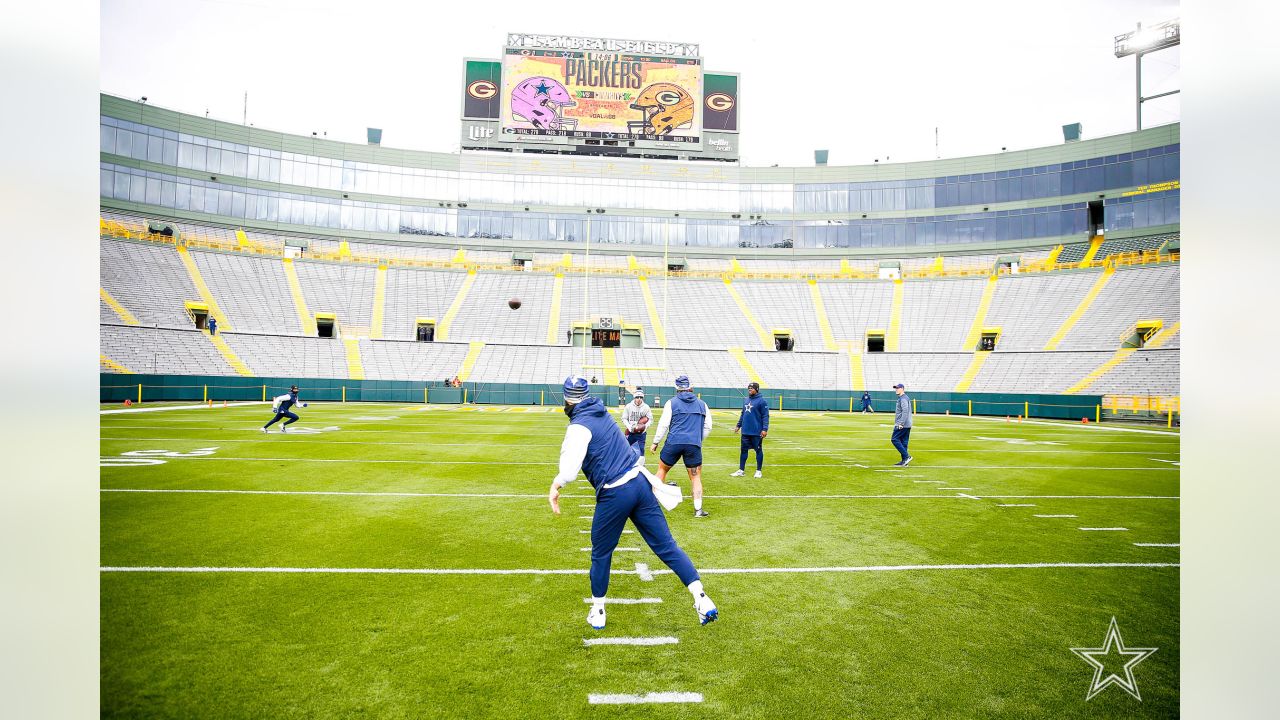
[101,0,1180,167]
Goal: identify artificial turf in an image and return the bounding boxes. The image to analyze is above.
[100,402,1179,718]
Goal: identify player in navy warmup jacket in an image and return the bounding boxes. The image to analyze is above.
[548,376,718,630]
[733,382,770,478]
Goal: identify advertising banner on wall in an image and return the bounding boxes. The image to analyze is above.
[462,59,502,120]
[702,72,738,133]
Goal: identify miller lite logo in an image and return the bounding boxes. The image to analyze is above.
[467,125,494,141]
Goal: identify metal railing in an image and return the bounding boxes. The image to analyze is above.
[101,216,1179,282]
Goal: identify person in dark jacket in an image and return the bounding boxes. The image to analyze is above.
[262,385,307,433]
[651,375,713,517]
[861,390,874,413]
[732,381,770,478]
[548,376,718,629]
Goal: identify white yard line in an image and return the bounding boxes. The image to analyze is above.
[582,597,662,604]
[583,637,678,647]
[1079,527,1129,531]
[101,488,546,499]
[959,415,1181,436]
[101,402,264,415]
[100,561,1179,576]
[1134,543,1179,547]
[588,692,702,705]
[936,487,971,490]
[100,488,1179,501]
[581,530,633,534]
[135,456,1179,470]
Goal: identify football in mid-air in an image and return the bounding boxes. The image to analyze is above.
[508,298,522,310]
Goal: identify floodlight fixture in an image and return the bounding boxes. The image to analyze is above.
[1114,19,1179,57]
[1114,19,1181,130]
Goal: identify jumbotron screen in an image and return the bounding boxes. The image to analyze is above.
[499,48,702,144]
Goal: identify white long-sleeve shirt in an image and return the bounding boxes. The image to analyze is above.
[550,424,643,490]
[650,398,713,445]
[621,401,652,432]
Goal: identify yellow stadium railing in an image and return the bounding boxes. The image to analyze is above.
[101,216,1179,282]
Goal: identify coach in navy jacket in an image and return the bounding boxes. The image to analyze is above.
[733,382,770,477]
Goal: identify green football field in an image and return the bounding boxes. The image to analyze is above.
[100,402,1179,718]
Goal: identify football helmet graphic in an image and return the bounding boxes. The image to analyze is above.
[627,83,695,136]
[510,77,578,130]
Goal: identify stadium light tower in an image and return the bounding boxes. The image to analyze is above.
[1114,19,1180,130]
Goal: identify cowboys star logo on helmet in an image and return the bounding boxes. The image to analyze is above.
[510,77,578,130]
[627,83,695,136]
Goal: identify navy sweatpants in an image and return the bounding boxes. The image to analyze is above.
[264,410,299,428]
[891,426,912,461]
[739,434,764,471]
[627,430,647,458]
[590,476,698,597]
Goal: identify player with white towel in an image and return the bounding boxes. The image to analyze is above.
[548,376,718,630]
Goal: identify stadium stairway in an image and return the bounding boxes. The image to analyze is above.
[728,347,765,386]
[100,353,134,374]
[600,346,619,386]
[723,279,774,350]
[99,287,140,326]
[456,341,485,382]
[637,274,667,347]
[953,350,993,392]
[1079,236,1106,267]
[546,273,565,345]
[1064,347,1136,394]
[960,275,999,350]
[437,270,477,342]
[281,258,318,336]
[1043,266,1116,350]
[808,280,840,351]
[1146,321,1181,348]
[175,245,231,331]
[847,350,865,391]
[370,265,387,339]
[341,336,366,380]
[203,329,253,376]
[886,279,904,351]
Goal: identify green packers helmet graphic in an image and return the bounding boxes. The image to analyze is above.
[627,83,695,136]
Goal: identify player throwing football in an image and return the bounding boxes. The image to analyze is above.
[548,376,718,630]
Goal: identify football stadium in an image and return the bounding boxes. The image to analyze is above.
[98,29,1180,718]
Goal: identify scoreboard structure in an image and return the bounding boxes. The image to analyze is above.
[461,33,739,162]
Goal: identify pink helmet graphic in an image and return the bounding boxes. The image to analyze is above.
[510,76,578,130]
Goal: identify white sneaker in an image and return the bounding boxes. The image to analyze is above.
[261,427,267,433]
[694,592,718,625]
[588,604,606,630]
[754,470,763,478]
[729,469,745,477]
[280,426,287,433]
